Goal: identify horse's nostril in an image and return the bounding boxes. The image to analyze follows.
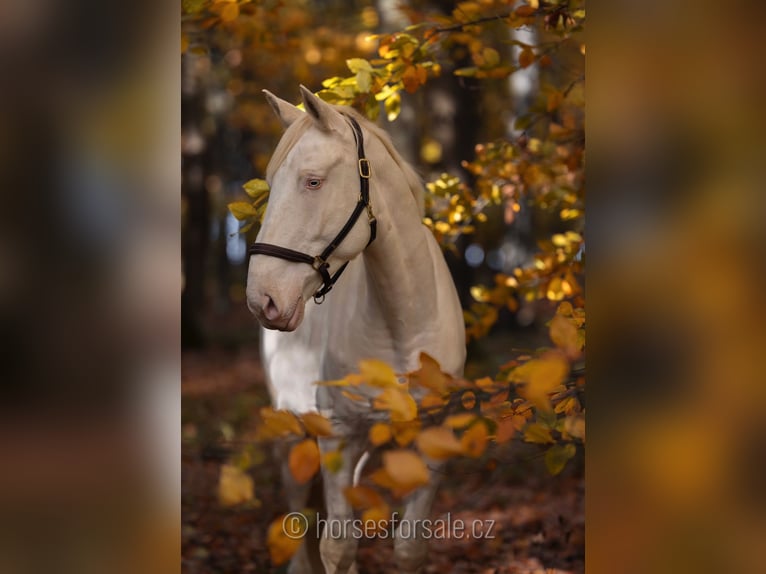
[263,294,281,321]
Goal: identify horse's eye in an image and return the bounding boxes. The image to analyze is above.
[305,178,323,190]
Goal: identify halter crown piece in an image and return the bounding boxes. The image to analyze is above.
[247,116,378,304]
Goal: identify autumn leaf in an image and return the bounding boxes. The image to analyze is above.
[495,415,526,443]
[392,420,421,447]
[523,421,555,444]
[343,485,385,509]
[359,359,399,387]
[267,516,304,565]
[228,201,259,221]
[382,450,430,492]
[545,443,577,475]
[288,439,320,484]
[549,314,582,357]
[510,352,570,411]
[301,412,333,437]
[412,352,449,394]
[416,426,465,460]
[518,47,535,69]
[260,408,303,438]
[444,413,477,429]
[218,464,254,507]
[374,387,418,422]
[461,421,490,458]
[361,505,391,535]
[243,178,269,198]
[369,422,392,446]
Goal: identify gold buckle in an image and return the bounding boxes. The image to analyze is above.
[312,256,326,271]
[358,158,371,179]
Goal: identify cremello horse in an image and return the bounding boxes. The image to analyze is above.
[246,86,465,574]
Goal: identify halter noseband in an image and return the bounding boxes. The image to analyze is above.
[247,116,377,304]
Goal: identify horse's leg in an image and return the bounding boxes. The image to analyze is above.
[274,441,320,574]
[317,432,364,574]
[393,461,443,574]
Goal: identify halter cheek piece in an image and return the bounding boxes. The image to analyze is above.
[247,116,377,304]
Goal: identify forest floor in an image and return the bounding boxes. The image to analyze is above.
[182,343,584,574]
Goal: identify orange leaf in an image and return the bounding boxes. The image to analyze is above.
[444,413,477,429]
[260,408,304,438]
[267,516,304,565]
[494,417,519,444]
[413,352,449,394]
[359,359,399,387]
[519,47,535,69]
[549,314,581,357]
[220,2,239,22]
[383,450,430,492]
[361,505,391,535]
[392,420,421,447]
[301,412,333,437]
[344,485,385,510]
[369,422,392,446]
[461,421,489,458]
[461,391,477,410]
[374,387,418,422]
[288,439,320,484]
[415,427,465,460]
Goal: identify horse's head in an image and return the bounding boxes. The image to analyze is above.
[246,86,375,331]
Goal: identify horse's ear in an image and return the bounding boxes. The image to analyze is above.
[299,85,345,133]
[262,89,304,128]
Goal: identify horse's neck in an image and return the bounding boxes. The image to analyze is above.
[348,146,463,374]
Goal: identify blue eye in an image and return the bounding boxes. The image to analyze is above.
[305,178,323,190]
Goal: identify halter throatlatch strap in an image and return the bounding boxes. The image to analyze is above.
[248,115,377,304]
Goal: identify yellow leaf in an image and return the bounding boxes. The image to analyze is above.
[444,413,476,429]
[243,178,270,198]
[549,314,581,356]
[228,201,258,221]
[361,505,391,535]
[260,408,303,438]
[369,422,392,446]
[383,450,430,491]
[301,412,333,437]
[322,450,344,473]
[415,427,464,460]
[510,353,570,411]
[267,516,304,565]
[343,485,385,510]
[545,443,577,475]
[392,420,421,447]
[218,464,254,507]
[413,352,449,394]
[288,439,320,484]
[220,2,239,22]
[373,387,418,422]
[346,58,373,73]
[419,392,447,410]
[359,359,399,387]
[523,422,555,444]
[461,421,489,458]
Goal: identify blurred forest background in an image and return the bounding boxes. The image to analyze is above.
[182,1,584,572]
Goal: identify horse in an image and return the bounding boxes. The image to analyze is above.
[246,85,466,574]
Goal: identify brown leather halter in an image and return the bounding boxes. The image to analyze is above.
[247,116,377,304]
